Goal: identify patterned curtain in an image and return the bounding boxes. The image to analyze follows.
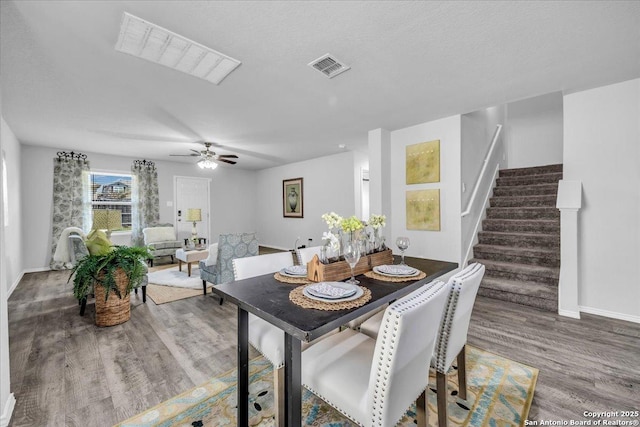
[131,160,159,247]
[50,151,91,270]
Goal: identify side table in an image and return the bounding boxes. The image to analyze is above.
[175,248,209,277]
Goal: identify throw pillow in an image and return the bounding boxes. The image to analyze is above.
[86,229,112,255]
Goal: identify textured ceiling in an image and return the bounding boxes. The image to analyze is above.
[1,1,639,170]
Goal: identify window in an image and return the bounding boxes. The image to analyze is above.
[2,154,7,227]
[90,172,132,231]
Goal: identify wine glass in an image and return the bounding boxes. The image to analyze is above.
[396,237,410,265]
[343,240,361,284]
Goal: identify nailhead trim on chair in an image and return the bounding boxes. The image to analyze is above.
[370,280,446,427]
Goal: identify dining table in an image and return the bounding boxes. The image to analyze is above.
[211,255,458,427]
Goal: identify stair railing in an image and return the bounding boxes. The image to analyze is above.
[461,124,502,217]
[460,124,503,267]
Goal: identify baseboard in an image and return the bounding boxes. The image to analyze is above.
[8,267,50,297]
[7,272,23,298]
[579,306,640,324]
[558,309,581,319]
[0,393,15,427]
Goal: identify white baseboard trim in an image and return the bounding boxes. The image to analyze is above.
[579,306,640,324]
[0,393,15,427]
[558,309,581,319]
[7,273,23,298]
[8,267,51,298]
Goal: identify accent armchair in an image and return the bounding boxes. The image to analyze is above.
[142,223,182,267]
[199,232,259,301]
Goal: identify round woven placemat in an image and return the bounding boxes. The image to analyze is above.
[289,285,371,311]
[363,270,427,282]
[273,272,312,285]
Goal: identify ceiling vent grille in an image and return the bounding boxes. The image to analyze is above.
[115,12,241,85]
[308,54,351,79]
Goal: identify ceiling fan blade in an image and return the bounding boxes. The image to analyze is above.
[217,154,239,159]
[216,158,237,165]
[170,154,200,157]
[190,149,202,154]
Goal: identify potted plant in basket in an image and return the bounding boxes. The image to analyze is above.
[69,245,152,327]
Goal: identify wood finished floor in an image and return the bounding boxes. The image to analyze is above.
[7,267,640,426]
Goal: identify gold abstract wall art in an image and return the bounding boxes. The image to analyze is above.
[406,139,440,184]
[406,189,440,231]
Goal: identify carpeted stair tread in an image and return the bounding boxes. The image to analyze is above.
[479,276,558,297]
[478,231,560,249]
[471,258,559,283]
[478,282,557,312]
[496,172,563,187]
[482,219,560,234]
[493,183,559,197]
[498,164,563,177]
[486,207,560,220]
[490,195,557,208]
[473,244,559,267]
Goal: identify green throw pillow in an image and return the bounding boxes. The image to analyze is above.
[86,229,112,255]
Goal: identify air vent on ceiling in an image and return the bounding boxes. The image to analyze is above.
[115,12,241,85]
[308,54,351,79]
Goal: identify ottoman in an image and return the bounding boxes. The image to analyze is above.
[175,248,209,277]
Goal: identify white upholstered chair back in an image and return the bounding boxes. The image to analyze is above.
[433,262,485,373]
[295,246,322,265]
[233,251,294,280]
[366,280,450,426]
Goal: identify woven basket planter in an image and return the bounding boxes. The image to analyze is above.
[94,268,131,327]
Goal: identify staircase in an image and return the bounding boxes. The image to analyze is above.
[471,164,562,311]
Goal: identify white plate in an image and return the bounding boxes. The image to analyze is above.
[307,286,356,299]
[373,265,420,277]
[284,265,307,276]
[303,282,364,303]
[279,268,307,278]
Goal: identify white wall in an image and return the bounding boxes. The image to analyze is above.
[20,145,257,269]
[460,105,507,264]
[1,116,22,293]
[564,78,640,321]
[389,115,462,263]
[255,151,363,250]
[507,92,563,169]
[0,115,15,427]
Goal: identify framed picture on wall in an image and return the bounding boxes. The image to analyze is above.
[283,177,303,218]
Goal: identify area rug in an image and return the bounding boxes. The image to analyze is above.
[114,345,538,427]
[146,284,211,305]
[147,266,203,289]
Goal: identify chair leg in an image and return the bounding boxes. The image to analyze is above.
[149,259,154,267]
[170,255,174,263]
[437,371,448,427]
[142,285,147,303]
[134,288,138,295]
[274,366,285,427]
[457,345,467,401]
[416,389,428,427]
[202,280,207,295]
[79,297,87,316]
[219,297,224,305]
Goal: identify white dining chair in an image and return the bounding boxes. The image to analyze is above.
[432,262,485,427]
[295,245,322,265]
[232,251,293,427]
[302,280,451,427]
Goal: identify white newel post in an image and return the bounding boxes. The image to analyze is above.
[556,180,582,319]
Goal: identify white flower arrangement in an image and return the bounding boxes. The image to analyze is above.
[322,231,341,254]
[368,214,386,229]
[321,212,343,230]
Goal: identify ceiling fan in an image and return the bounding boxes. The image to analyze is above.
[170,142,238,169]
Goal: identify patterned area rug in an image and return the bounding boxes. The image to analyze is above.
[115,345,537,427]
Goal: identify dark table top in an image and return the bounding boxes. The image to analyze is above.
[212,256,457,342]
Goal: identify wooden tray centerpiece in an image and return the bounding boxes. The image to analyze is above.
[306,249,393,282]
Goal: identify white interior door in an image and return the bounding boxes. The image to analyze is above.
[174,176,211,244]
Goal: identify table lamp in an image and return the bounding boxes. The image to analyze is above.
[92,209,122,239]
[185,208,202,243]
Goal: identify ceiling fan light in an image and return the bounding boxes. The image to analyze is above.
[197,158,218,170]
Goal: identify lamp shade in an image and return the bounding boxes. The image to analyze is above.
[185,208,202,222]
[92,209,122,231]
